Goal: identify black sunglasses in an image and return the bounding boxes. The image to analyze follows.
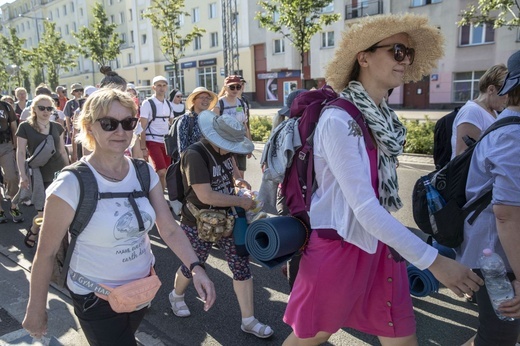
[37,105,54,112]
[96,117,138,131]
[73,89,84,93]
[228,85,242,91]
[369,43,415,65]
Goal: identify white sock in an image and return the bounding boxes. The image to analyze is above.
[171,290,184,298]
[242,316,272,335]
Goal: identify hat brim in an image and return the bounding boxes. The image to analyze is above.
[186,90,218,112]
[198,111,254,155]
[278,106,290,117]
[325,14,444,91]
[498,71,520,96]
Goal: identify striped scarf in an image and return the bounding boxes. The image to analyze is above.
[341,81,406,212]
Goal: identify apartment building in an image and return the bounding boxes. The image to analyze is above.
[1,0,518,108]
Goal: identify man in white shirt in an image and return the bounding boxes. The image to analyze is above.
[139,76,173,190]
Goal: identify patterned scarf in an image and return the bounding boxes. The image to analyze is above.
[341,81,406,212]
[178,111,203,153]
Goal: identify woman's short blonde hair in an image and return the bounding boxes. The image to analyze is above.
[479,64,508,93]
[75,88,137,151]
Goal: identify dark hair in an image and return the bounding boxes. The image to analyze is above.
[507,85,520,106]
[35,84,52,96]
[99,66,127,91]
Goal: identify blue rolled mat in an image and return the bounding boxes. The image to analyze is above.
[407,241,457,297]
[245,216,308,268]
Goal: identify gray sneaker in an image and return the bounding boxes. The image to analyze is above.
[9,208,24,223]
[0,211,7,223]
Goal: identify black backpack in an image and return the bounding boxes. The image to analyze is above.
[165,142,209,202]
[412,116,520,248]
[0,101,15,143]
[51,158,150,287]
[433,107,460,169]
[164,115,184,162]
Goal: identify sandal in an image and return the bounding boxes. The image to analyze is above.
[241,318,274,339]
[24,228,39,248]
[169,291,191,317]
[24,218,43,249]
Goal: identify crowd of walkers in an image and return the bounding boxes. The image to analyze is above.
[1,12,519,346]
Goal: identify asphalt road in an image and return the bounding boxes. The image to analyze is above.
[0,153,480,345]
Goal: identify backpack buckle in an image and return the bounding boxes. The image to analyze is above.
[298,151,307,161]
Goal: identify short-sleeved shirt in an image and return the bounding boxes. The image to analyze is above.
[63,99,80,118]
[456,109,520,271]
[0,101,17,142]
[140,96,174,143]
[47,157,160,295]
[219,97,247,124]
[16,121,67,182]
[180,139,234,227]
[450,100,497,159]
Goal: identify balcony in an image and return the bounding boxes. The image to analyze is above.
[345,0,384,20]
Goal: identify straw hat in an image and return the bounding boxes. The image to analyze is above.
[325,13,444,91]
[185,87,218,111]
[198,111,254,154]
[498,50,520,96]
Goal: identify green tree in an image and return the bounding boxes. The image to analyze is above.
[256,0,340,82]
[0,27,31,89]
[30,21,79,90]
[73,2,124,71]
[458,0,520,29]
[144,0,205,90]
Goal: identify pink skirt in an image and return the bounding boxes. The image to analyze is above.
[283,231,416,338]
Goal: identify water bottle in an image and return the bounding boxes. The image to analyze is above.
[232,207,249,257]
[421,177,445,235]
[478,248,515,321]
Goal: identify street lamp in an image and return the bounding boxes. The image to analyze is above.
[5,64,19,95]
[18,14,48,81]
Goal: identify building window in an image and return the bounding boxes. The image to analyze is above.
[110,15,115,23]
[411,0,442,6]
[453,70,485,102]
[73,22,77,32]
[56,9,60,18]
[194,36,201,50]
[49,12,53,20]
[460,23,495,46]
[178,14,184,26]
[321,31,334,48]
[140,10,145,20]
[63,5,67,15]
[210,32,218,47]
[198,66,217,92]
[130,30,134,43]
[80,8,83,16]
[142,34,147,44]
[128,53,132,65]
[109,0,113,5]
[121,33,126,44]
[71,2,74,13]
[129,9,133,21]
[192,7,200,23]
[273,39,285,54]
[169,68,185,92]
[119,12,124,24]
[65,24,69,35]
[322,1,334,12]
[209,3,217,18]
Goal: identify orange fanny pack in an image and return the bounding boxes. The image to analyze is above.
[72,267,162,313]
[94,267,162,313]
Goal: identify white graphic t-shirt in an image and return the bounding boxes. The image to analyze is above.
[47,157,160,295]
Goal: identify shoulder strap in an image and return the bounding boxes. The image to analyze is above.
[148,98,157,121]
[58,161,99,287]
[219,99,224,115]
[131,158,151,197]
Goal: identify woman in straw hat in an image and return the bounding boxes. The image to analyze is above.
[282,14,483,346]
[168,111,273,339]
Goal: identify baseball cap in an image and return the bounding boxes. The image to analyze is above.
[70,83,83,92]
[84,85,99,97]
[224,75,242,86]
[278,89,307,117]
[152,76,168,85]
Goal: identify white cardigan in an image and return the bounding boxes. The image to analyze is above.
[311,107,437,270]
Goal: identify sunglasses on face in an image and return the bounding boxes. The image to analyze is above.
[370,43,415,65]
[37,105,54,112]
[228,85,242,91]
[96,117,138,131]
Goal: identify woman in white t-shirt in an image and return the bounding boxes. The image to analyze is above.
[451,64,508,158]
[212,75,252,178]
[22,89,215,345]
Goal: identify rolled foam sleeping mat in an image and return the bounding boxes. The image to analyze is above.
[245,216,308,268]
[407,241,457,297]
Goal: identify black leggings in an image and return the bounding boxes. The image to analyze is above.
[69,290,148,346]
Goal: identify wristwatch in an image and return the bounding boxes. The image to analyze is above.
[189,261,206,272]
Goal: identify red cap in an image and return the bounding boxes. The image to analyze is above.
[224,75,242,86]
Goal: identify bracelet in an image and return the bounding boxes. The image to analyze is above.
[189,261,206,272]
